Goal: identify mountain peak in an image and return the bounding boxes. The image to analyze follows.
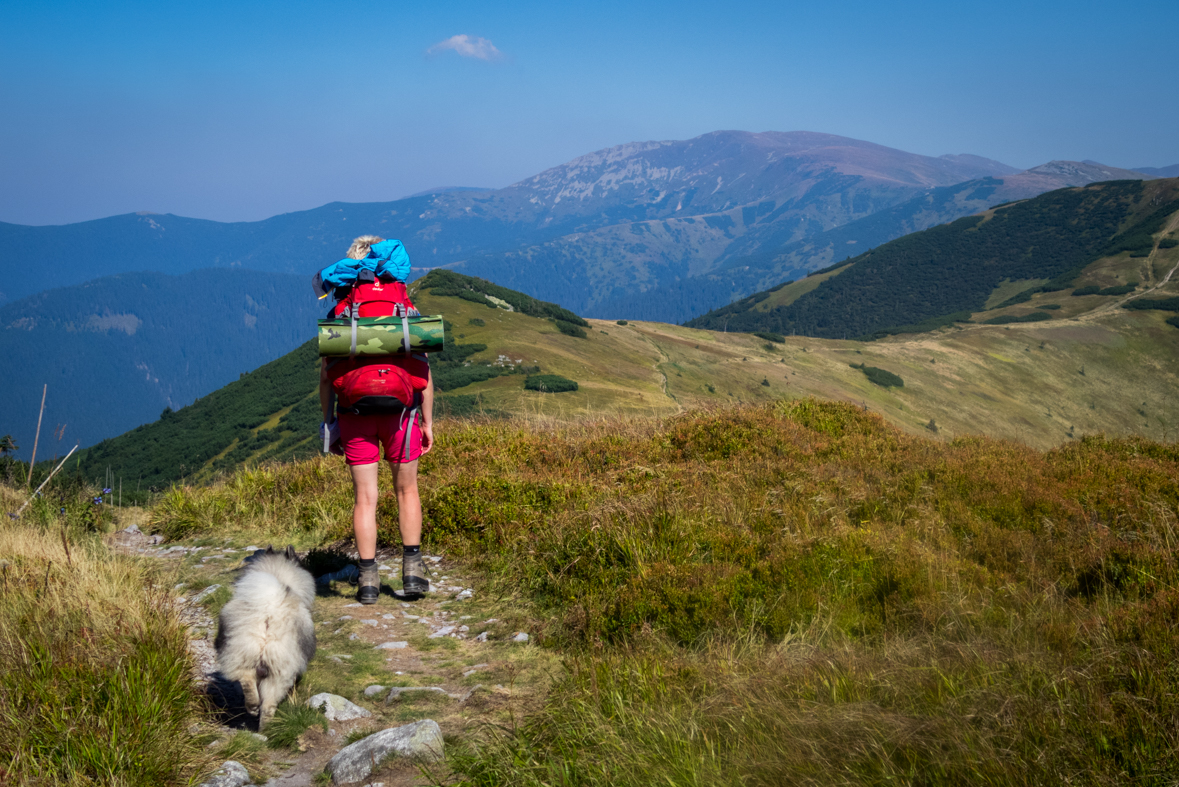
[1027,160,1151,184]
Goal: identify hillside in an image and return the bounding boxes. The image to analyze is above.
[614,163,1156,321]
[0,268,322,459]
[687,178,1179,338]
[73,251,1179,492]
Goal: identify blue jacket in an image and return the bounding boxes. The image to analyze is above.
[312,239,411,298]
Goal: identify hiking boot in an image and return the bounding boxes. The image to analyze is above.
[357,562,381,605]
[401,552,429,598]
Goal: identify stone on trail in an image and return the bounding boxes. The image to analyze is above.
[191,585,222,604]
[512,632,530,643]
[428,625,456,639]
[385,686,450,703]
[307,693,371,721]
[121,524,141,534]
[324,720,444,784]
[376,641,407,649]
[196,760,252,787]
[474,631,489,642]
[363,684,386,697]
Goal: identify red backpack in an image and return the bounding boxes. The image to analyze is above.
[326,280,430,414]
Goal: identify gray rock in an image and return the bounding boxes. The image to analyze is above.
[148,534,165,545]
[512,632,530,643]
[191,585,222,604]
[462,664,489,677]
[324,720,444,783]
[458,684,484,704]
[363,685,386,697]
[121,524,142,534]
[196,760,252,787]
[385,686,449,703]
[375,641,407,650]
[428,625,456,639]
[474,631,489,642]
[307,693,372,722]
[360,619,378,627]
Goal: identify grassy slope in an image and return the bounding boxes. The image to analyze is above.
[151,401,1179,785]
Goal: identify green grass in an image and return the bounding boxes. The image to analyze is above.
[0,500,208,785]
[265,701,328,750]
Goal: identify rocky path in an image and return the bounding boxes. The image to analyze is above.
[111,523,555,787]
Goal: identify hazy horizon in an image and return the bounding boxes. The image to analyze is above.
[2,0,1176,226]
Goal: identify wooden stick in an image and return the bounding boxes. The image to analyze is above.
[27,384,46,486]
[15,444,79,517]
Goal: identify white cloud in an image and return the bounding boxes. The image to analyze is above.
[426,34,503,61]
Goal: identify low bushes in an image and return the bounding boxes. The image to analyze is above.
[524,374,579,393]
[849,363,904,388]
[554,320,588,339]
[982,311,1052,325]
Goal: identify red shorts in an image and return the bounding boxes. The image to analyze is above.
[338,410,423,465]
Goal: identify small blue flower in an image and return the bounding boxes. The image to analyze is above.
[60,507,66,514]
[92,497,103,505]
[102,488,112,494]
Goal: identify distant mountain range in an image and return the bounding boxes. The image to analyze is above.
[1,131,1159,325]
[0,269,319,460]
[0,131,1017,308]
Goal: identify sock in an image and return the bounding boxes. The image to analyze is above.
[403,545,421,557]
[359,557,376,568]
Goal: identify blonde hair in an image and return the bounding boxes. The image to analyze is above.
[345,235,384,260]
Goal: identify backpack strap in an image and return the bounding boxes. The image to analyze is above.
[396,303,411,353]
[400,391,423,461]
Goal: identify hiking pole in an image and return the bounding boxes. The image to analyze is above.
[27,384,47,486]
[14,444,79,517]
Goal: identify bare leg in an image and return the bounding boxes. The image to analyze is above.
[389,459,421,546]
[349,462,380,560]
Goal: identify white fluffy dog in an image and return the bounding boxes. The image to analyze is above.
[214,545,316,727]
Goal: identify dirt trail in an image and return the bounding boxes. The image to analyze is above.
[113,526,552,786]
[635,328,681,410]
[1080,211,1179,320]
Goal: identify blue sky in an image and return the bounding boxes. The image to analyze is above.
[2,0,1176,225]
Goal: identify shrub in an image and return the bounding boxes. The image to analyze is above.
[1167,315,1179,329]
[524,374,579,393]
[468,318,486,327]
[1160,238,1178,249]
[616,320,629,326]
[983,312,1052,325]
[1098,283,1138,296]
[1072,286,1101,296]
[555,320,588,339]
[1041,303,1061,309]
[753,331,785,344]
[860,365,904,388]
[1123,297,1179,312]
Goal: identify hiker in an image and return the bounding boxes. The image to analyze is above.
[318,235,434,604]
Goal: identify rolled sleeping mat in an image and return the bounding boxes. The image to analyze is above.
[318,314,446,357]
